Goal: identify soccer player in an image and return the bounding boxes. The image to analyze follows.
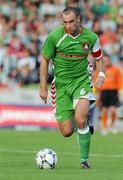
[99,55,122,135]
[39,7,105,169]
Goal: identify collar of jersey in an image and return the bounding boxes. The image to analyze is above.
[67,33,80,39]
[56,27,83,48]
[65,26,83,39]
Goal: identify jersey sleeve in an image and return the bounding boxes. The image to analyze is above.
[91,38,103,61]
[42,34,56,60]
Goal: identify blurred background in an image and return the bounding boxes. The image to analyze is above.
[0,0,123,134]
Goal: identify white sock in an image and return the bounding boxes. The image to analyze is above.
[77,126,89,134]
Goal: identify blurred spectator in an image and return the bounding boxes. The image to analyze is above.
[0,44,9,86]
[99,27,120,63]
[66,0,79,8]
[91,0,109,17]
[83,9,95,29]
[8,35,25,59]
[16,15,30,45]
[117,7,123,25]
[38,0,60,18]
[92,18,102,36]
[100,12,117,32]
[15,48,38,86]
[108,0,119,21]
[0,1,12,17]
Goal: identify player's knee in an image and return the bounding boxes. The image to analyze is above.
[77,121,87,129]
[76,115,88,128]
[62,131,73,137]
[60,128,73,137]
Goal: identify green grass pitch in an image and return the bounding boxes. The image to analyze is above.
[0,129,123,180]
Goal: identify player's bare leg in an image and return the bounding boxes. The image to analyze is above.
[75,98,91,169]
[109,106,118,134]
[101,107,108,135]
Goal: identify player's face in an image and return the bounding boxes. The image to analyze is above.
[63,12,80,36]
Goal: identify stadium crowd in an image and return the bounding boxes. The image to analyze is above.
[0,0,123,87]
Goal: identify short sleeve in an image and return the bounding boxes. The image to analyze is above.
[42,34,56,60]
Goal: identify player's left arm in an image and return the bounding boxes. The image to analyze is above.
[91,38,105,89]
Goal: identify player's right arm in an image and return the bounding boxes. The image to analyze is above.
[39,32,56,103]
[39,28,61,103]
[39,55,49,103]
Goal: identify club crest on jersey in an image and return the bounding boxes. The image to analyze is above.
[82,43,90,53]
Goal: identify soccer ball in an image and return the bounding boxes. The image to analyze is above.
[35,148,58,169]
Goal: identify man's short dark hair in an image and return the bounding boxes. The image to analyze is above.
[63,7,80,17]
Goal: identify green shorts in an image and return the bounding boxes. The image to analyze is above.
[55,74,94,122]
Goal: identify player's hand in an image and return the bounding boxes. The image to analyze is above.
[39,87,48,104]
[94,75,105,89]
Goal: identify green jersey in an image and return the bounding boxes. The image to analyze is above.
[42,25,102,81]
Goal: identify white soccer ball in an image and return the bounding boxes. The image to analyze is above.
[35,148,58,169]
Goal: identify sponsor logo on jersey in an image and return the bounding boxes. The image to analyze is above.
[70,41,79,44]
